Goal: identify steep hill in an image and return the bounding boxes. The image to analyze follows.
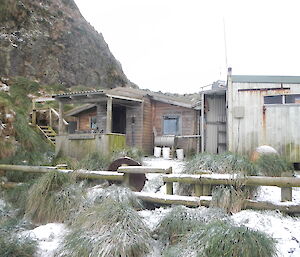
[0,0,130,88]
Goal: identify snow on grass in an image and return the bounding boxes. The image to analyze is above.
[139,207,171,257]
[139,207,171,231]
[0,199,6,209]
[23,223,68,257]
[232,210,300,257]
[142,157,184,194]
[255,186,300,205]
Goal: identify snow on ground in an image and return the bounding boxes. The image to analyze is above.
[140,157,300,257]
[0,199,6,209]
[23,223,68,257]
[255,186,300,205]
[142,157,184,194]
[232,210,300,257]
[139,207,171,230]
[12,157,300,257]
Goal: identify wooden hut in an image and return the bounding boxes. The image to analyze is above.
[54,87,200,159]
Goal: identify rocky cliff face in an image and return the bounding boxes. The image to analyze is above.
[0,0,130,88]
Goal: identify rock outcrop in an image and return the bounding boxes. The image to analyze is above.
[0,0,130,88]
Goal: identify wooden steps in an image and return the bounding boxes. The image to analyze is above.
[37,125,56,145]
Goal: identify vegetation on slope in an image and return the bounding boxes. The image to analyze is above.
[0,77,54,166]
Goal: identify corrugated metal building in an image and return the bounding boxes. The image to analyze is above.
[201,69,300,163]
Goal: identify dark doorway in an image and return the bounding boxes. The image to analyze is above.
[112,105,126,134]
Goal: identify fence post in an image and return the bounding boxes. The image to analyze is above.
[281,171,293,202]
[194,184,203,197]
[166,182,173,195]
[166,167,173,194]
[202,184,211,196]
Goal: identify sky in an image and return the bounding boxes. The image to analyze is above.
[74,0,300,93]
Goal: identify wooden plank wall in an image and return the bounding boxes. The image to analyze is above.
[153,101,198,154]
[76,106,106,132]
[126,104,143,150]
[142,97,154,155]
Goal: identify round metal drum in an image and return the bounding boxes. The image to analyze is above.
[108,157,146,192]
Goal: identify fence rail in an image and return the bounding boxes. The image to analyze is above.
[1,164,300,213]
[162,172,299,202]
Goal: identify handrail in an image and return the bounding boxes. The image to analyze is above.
[50,108,68,125]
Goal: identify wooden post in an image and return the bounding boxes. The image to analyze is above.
[123,173,130,187]
[281,171,293,202]
[49,108,53,128]
[166,182,173,195]
[200,93,205,153]
[203,184,211,196]
[194,184,203,197]
[96,103,102,132]
[58,101,64,134]
[32,100,36,125]
[106,96,112,133]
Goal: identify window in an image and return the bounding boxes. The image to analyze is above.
[90,116,97,130]
[285,94,300,104]
[264,95,283,104]
[264,94,300,105]
[163,116,180,135]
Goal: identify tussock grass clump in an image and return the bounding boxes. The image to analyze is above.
[164,221,277,257]
[25,171,83,223]
[184,152,255,175]
[52,155,79,170]
[178,152,256,196]
[4,182,33,217]
[94,185,143,209]
[211,185,249,213]
[256,154,294,177]
[0,231,37,257]
[58,199,152,257]
[76,152,111,171]
[155,206,227,245]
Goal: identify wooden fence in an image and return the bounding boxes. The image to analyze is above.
[1,164,300,213]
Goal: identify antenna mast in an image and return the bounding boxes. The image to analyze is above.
[223,17,228,69]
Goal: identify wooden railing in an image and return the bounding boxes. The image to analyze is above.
[1,164,300,213]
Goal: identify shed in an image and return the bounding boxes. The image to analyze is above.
[201,68,300,164]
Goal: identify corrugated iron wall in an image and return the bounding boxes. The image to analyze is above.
[205,94,226,154]
[227,82,300,162]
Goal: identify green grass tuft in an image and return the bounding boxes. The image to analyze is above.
[58,199,152,257]
[211,185,250,213]
[164,220,277,257]
[94,184,143,209]
[255,154,294,177]
[0,231,37,257]
[25,171,83,223]
[76,152,111,171]
[178,152,256,196]
[155,206,227,246]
